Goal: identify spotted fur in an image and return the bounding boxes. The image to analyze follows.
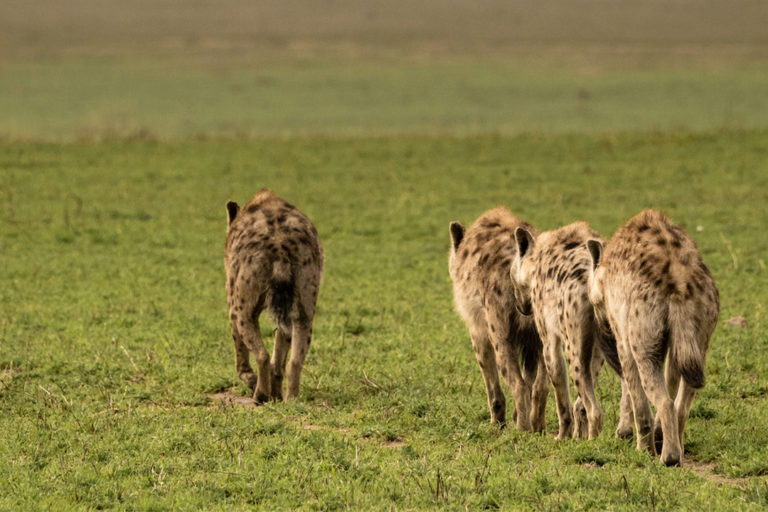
[586,209,719,466]
[512,222,632,440]
[449,207,548,431]
[225,189,323,403]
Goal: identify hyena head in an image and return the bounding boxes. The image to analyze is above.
[448,221,465,280]
[510,227,536,316]
[226,189,276,238]
[585,238,608,323]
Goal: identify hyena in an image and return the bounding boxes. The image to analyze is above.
[225,189,323,403]
[586,209,719,466]
[511,222,632,440]
[449,207,549,431]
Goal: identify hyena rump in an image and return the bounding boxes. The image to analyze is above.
[449,207,549,431]
[586,209,719,466]
[225,189,323,403]
[511,222,630,440]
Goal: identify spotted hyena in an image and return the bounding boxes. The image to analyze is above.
[225,189,323,403]
[449,207,549,431]
[586,209,719,466]
[511,222,632,440]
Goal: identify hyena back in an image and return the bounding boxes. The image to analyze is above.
[225,189,323,403]
[512,221,629,440]
[449,207,548,431]
[586,209,719,466]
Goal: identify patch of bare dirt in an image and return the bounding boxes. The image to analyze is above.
[727,316,748,328]
[686,460,750,487]
[302,424,351,434]
[208,390,259,408]
[208,392,407,445]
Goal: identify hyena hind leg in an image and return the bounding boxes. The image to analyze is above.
[573,397,588,439]
[471,331,507,425]
[285,322,313,400]
[568,336,603,440]
[674,380,698,455]
[542,335,573,440]
[621,356,654,452]
[270,328,291,400]
[635,357,681,466]
[493,342,532,431]
[616,378,635,440]
[231,323,258,390]
[238,316,272,404]
[574,343,604,439]
[654,362,682,454]
[530,357,550,433]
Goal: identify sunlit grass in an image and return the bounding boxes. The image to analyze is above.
[1,132,767,509]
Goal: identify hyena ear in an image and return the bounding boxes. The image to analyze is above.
[514,227,535,259]
[586,239,603,269]
[449,221,465,250]
[226,201,240,225]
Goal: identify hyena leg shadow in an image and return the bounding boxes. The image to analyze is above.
[270,328,291,401]
[470,327,506,425]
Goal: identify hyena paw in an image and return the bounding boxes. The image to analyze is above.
[661,450,681,467]
[491,399,506,426]
[555,416,574,440]
[270,376,284,401]
[239,372,258,390]
[573,400,588,439]
[616,424,634,440]
[253,390,270,404]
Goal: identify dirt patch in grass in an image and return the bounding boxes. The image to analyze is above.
[686,460,750,487]
[302,424,351,434]
[208,389,259,408]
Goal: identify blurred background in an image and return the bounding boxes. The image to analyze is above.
[2,0,767,140]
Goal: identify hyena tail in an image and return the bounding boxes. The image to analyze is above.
[669,297,705,389]
[520,327,542,376]
[269,259,295,330]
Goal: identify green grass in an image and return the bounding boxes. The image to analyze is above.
[2,132,768,509]
[2,58,768,140]
[2,0,768,508]
[2,0,768,141]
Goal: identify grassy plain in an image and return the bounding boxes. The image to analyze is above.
[1,0,768,510]
[2,134,768,509]
[1,0,768,140]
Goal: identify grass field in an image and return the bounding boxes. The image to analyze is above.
[2,1,768,510]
